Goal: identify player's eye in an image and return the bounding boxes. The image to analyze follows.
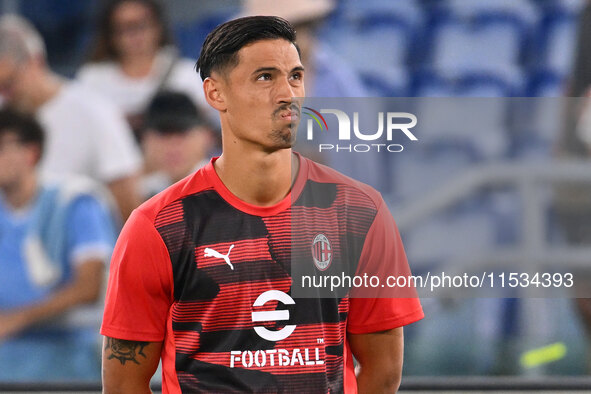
[290,72,303,81]
[256,73,272,81]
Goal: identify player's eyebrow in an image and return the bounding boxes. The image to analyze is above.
[252,66,305,75]
[252,67,278,75]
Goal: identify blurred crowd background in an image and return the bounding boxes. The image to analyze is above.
[1,0,591,386]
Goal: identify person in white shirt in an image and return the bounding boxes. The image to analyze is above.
[77,0,215,135]
[0,15,142,220]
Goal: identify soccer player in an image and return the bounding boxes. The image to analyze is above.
[101,16,423,393]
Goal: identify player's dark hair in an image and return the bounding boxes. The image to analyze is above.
[88,0,173,62]
[196,16,299,81]
[0,108,44,161]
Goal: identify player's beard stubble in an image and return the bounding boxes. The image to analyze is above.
[269,103,300,149]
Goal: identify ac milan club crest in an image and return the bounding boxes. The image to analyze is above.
[311,233,332,271]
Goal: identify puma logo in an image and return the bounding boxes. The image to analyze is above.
[204,244,235,270]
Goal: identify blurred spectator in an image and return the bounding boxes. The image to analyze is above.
[558,1,591,160]
[140,91,213,199]
[78,0,215,136]
[0,108,116,381]
[0,14,142,220]
[554,0,591,369]
[568,1,591,98]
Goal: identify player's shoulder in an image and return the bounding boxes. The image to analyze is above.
[302,156,383,210]
[134,163,214,225]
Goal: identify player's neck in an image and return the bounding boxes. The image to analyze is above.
[214,149,298,207]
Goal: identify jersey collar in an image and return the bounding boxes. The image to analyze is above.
[204,152,307,217]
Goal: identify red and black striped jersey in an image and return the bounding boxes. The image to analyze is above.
[101,153,423,393]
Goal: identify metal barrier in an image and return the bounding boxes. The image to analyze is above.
[393,159,591,273]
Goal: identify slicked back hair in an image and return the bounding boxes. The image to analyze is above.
[196,16,299,81]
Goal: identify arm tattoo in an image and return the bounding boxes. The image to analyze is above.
[105,337,149,365]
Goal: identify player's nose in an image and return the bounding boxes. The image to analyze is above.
[275,76,298,104]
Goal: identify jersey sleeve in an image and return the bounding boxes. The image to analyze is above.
[66,195,115,266]
[101,209,173,341]
[347,197,424,334]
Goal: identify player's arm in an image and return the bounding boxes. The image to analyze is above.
[102,337,162,394]
[101,209,173,392]
[348,327,404,394]
[0,259,103,340]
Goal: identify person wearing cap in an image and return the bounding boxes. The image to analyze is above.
[140,90,214,200]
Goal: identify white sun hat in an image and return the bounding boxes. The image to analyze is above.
[242,0,335,24]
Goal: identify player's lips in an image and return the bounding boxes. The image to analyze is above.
[278,106,301,122]
[280,111,299,121]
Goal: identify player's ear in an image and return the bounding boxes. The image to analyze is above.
[203,76,227,112]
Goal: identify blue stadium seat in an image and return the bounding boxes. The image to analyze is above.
[429,14,527,80]
[174,11,235,59]
[359,66,411,97]
[331,0,426,70]
[411,69,456,97]
[535,0,586,15]
[341,0,424,29]
[412,69,521,97]
[447,0,539,26]
[334,25,411,72]
[20,0,98,76]
[535,11,579,76]
[456,72,523,97]
[526,69,567,97]
[326,18,417,97]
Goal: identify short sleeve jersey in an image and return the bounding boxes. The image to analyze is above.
[101,154,423,393]
[0,191,113,310]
